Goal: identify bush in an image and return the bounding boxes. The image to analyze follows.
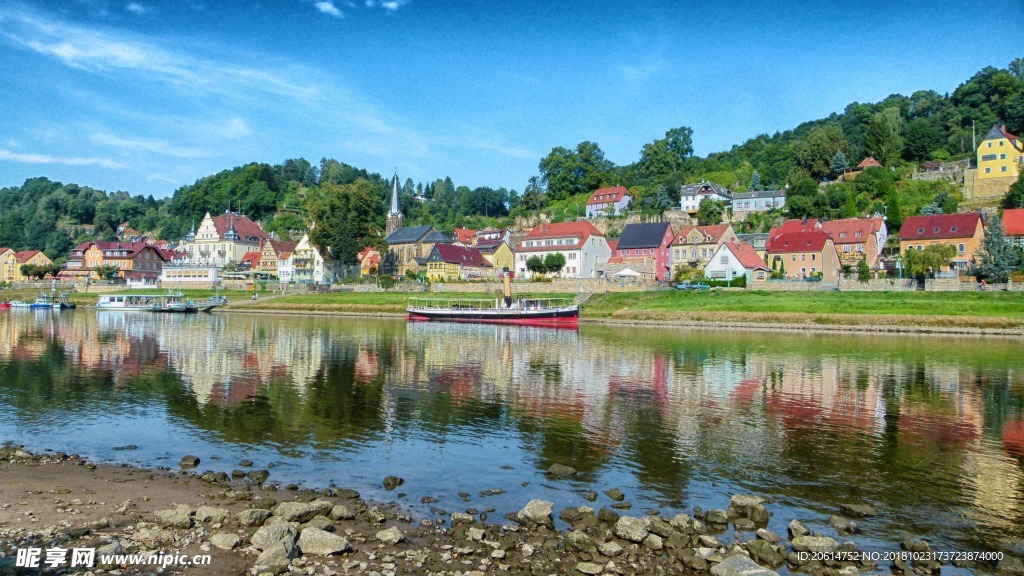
[704,276,746,288]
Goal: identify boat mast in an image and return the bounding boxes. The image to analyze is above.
[501,267,513,308]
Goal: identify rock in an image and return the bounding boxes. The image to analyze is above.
[235,508,271,527]
[565,530,596,552]
[154,506,192,529]
[901,539,930,552]
[683,554,710,571]
[791,536,839,553]
[749,504,771,524]
[547,463,577,477]
[787,519,809,539]
[451,512,474,525]
[248,469,270,484]
[710,554,780,576]
[133,527,175,548]
[734,518,756,531]
[329,504,355,521]
[839,503,877,518]
[302,515,334,532]
[517,499,554,528]
[255,539,298,573]
[728,495,765,518]
[699,535,720,548]
[297,527,351,556]
[96,540,127,558]
[376,526,404,545]
[643,533,664,550]
[521,543,535,557]
[746,539,785,566]
[598,540,623,557]
[251,522,298,551]
[210,532,240,550]
[273,501,319,523]
[828,515,859,534]
[999,555,1024,575]
[576,561,604,575]
[240,459,254,467]
[179,455,200,468]
[755,528,780,543]
[383,475,404,490]
[604,488,625,501]
[194,505,230,524]
[645,517,675,538]
[583,491,598,502]
[705,509,729,525]
[112,444,138,451]
[613,516,648,543]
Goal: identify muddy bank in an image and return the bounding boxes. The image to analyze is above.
[1,445,1020,576]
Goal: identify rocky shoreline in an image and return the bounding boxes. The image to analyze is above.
[1,445,1021,576]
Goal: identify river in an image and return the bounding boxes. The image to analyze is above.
[1,309,1022,559]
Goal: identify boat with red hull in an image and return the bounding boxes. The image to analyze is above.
[406,268,580,328]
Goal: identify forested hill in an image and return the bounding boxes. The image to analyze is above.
[2,59,1021,263]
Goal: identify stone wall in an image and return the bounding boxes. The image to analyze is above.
[964,170,1016,200]
[752,280,838,291]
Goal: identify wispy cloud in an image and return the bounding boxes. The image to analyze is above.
[0,148,127,169]
[364,0,410,10]
[91,133,209,158]
[314,1,342,17]
[125,3,147,15]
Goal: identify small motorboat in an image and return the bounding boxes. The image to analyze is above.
[0,301,11,310]
[8,300,30,308]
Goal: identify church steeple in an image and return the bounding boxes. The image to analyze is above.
[386,168,404,235]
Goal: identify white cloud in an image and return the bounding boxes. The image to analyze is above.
[0,148,127,169]
[125,3,147,15]
[91,133,209,158]
[365,0,409,10]
[314,1,342,17]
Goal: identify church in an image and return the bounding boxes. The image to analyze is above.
[381,171,450,276]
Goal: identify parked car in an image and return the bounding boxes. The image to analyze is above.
[676,281,710,290]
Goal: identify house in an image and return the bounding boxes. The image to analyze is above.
[705,242,770,284]
[452,228,477,246]
[425,244,492,281]
[277,250,294,283]
[680,181,732,213]
[289,233,342,284]
[239,251,261,271]
[382,225,452,276]
[357,246,381,276]
[735,233,769,258]
[842,157,883,181]
[585,186,632,218]
[514,222,611,279]
[1,249,53,282]
[475,229,510,243]
[819,218,882,268]
[63,241,166,281]
[770,217,886,263]
[765,231,842,282]
[474,239,514,272]
[671,224,738,271]
[899,213,985,273]
[604,222,675,281]
[257,239,297,276]
[731,190,786,219]
[178,211,270,266]
[978,124,1023,181]
[1004,208,1024,248]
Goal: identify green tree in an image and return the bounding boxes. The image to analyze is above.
[902,244,956,279]
[865,107,904,166]
[830,150,849,177]
[857,256,871,282]
[638,126,694,179]
[543,253,567,276]
[970,214,1021,282]
[695,198,725,225]
[749,170,762,191]
[1003,170,1024,209]
[525,255,546,276]
[378,275,396,291]
[797,125,850,180]
[539,141,614,201]
[308,179,382,265]
[93,264,120,280]
[884,188,904,230]
[903,117,947,161]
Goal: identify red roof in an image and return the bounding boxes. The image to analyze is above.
[212,213,269,242]
[517,222,604,252]
[586,186,631,206]
[675,224,732,244]
[264,239,297,256]
[900,213,983,241]
[431,244,491,267]
[1004,209,1024,236]
[74,241,168,261]
[606,239,618,252]
[453,228,477,244]
[857,157,882,169]
[767,231,831,253]
[722,242,769,270]
[357,246,379,262]
[0,247,11,255]
[241,251,261,265]
[13,250,44,263]
[820,218,876,246]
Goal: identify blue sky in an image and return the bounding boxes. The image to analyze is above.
[0,0,1021,198]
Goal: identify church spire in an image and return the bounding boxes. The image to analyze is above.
[386,168,403,236]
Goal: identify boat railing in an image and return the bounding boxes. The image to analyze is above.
[407,296,577,311]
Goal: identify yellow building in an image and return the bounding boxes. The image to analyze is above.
[978,124,1023,180]
[474,240,514,271]
[765,231,842,283]
[899,213,985,273]
[424,244,492,282]
[1,249,53,282]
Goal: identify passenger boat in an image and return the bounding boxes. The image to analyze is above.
[96,291,226,313]
[406,268,580,328]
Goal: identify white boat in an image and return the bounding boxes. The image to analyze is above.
[97,292,188,311]
[8,300,31,308]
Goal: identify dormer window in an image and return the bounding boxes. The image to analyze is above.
[917,228,925,234]
[933,227,940,233]
[950,226,958,232]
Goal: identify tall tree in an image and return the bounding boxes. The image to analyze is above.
[970,214,1020,282]
[865,107,904,165]
[638,126,694,180]
[539,141,613,201]
[797,125,850,180]
[695,198,724,225]
[1004,171,1024,209]
[830,150,849,177]
[308,179,382,265]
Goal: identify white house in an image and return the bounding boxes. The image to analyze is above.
[680,181,732,213]
[277,249,294,283]
[704,242,770,284]
[178,211,270,266]
[291,233,342,284]
[514,221,611,279]
[730,190,786,219]
[585,186,632,219]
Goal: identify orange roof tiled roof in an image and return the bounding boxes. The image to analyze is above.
[820,218,875,245]
[857,157,882,169]
[675,224,731,244]
[901,214,983,241]
[241,251,261,266]
[212,213,269,242]
[1004,209,1024,237]
[767,231,831,254]
[586,186,631,206]
[13,250,43,263]
[723,242,769,270]
[517,221,604,252]
[606,239,618,252]
[453,228,477,244]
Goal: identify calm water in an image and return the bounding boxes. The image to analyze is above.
[1,310,1023,558]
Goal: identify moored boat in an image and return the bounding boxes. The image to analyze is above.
[406,268,580,328]
[97,291,188,311]
[0,301,10,310]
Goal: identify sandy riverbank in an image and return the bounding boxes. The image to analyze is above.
[1,445,1019,576]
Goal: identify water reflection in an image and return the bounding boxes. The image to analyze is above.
[0,310,1022,556]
